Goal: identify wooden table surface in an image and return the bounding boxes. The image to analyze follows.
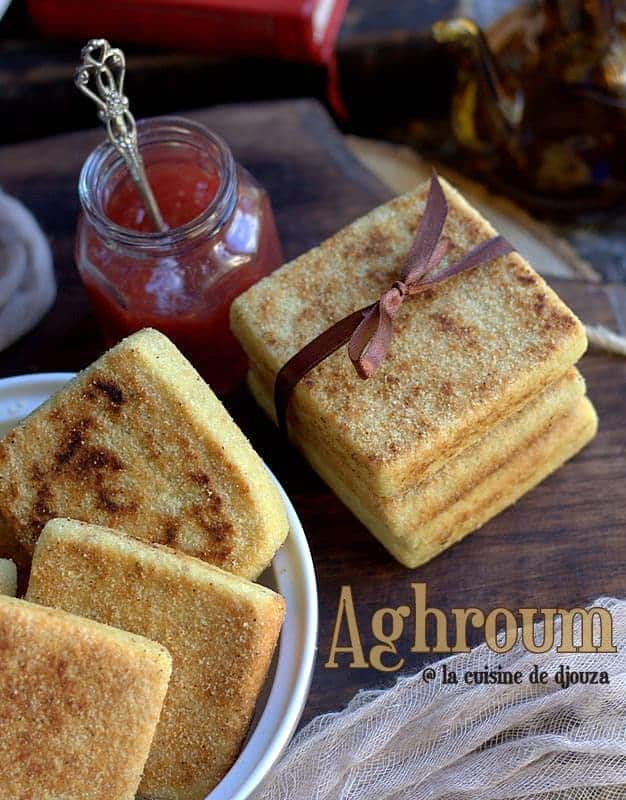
[1,100,625,725]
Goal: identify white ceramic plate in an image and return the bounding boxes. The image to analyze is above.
[0,372,318,800]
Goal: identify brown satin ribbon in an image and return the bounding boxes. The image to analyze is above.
[274,171,514,435]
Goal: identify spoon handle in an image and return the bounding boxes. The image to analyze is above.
[75,39,167,233]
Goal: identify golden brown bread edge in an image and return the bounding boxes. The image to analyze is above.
[27,518,286,800]
[297,397,597,568]
[248,366,586,526]
[0,594,172,800]
[231,177,587,496]
[0,328,288,579]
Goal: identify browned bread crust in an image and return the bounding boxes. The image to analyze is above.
[27,519,286,800]
[0,595,171,800]
[248,366,587,534]
[298,397,597,567]
[0,328,288,578]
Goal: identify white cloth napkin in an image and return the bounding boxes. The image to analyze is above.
[252,598,626,800]
[0,0,12,21]
[0,190,56,352]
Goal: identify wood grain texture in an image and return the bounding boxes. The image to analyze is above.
[0,100,624,725]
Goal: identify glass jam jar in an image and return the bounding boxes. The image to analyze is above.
[76,116,283,394]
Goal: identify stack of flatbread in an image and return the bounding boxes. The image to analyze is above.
[231,177,596,568]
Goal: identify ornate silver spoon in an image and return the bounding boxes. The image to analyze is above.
[75,39,167,232]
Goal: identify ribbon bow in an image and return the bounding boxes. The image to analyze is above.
[274,171,514,433]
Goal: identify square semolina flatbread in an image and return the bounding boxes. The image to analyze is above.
[27,519,286,800]
[294,396,597,568]
[0,558,16,596]
[231,177,587,497]
[0,328,288,579]
[0,595,171,800]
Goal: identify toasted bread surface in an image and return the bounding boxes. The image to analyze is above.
[231,178,586,496]
[27,519,286,800]
[0,558,16,596]
[0,328,288,578]
[0,595,171,800]
[295,397,597,567]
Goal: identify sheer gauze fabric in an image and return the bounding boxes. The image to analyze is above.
[252,598,626,800]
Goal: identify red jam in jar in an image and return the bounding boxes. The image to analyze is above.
[76,117,283,394]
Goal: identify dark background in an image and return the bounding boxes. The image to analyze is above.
[3,0,626,283]
[0,0,458,144]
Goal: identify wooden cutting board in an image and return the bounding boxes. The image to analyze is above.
[1,100,625,724]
